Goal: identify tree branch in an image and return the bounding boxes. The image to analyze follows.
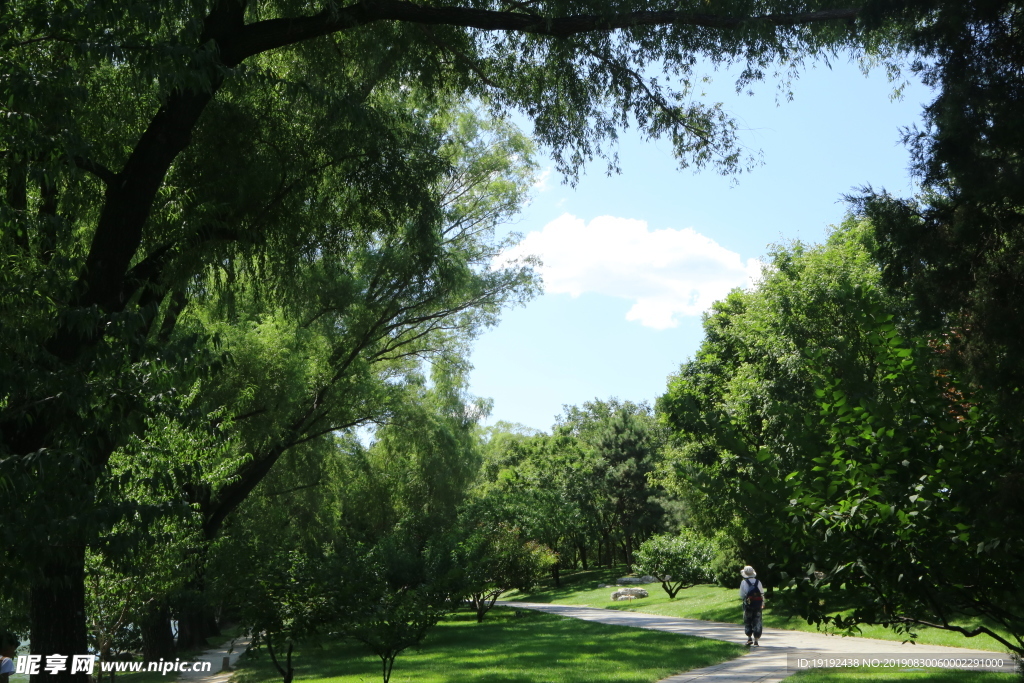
[234,1,860,62]
[895,615,1022,655]
[579,44,711,142]
[72,156,117,186]
[265,476,324,497]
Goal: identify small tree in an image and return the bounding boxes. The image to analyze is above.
[237,545,337,683]
[344,537,459,683]
[347,585,451,683]
[85,556,143,683]
[459,524,557,622]
[634,530,714,599]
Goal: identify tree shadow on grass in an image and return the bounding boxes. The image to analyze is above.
[234,607,744,683]
[508,566,629,604]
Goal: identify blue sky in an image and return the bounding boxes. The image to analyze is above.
[470,58,932,433]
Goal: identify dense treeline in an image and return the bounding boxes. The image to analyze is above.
[472,401,672,581]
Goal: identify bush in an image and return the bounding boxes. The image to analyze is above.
[710,532,745,588]
[634,530,714,599]
[458,523,557,622]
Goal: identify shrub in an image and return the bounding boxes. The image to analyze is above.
[634,530,714,598]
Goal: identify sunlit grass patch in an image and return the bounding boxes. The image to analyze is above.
[232,607,743,683]
[507,568,1012,653]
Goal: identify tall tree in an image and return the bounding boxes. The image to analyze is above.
[473,432,603,580]
[590,408,665,568]
[856,0,1024,410]
[657,220,907,589]
[834,2,1024,649]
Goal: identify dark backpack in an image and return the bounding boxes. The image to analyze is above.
[744,577,763,610]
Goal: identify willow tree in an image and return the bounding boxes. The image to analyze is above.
[1,0,913,677]
[165,105,538,648]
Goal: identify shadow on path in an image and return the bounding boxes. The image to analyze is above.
[177,636,251,683]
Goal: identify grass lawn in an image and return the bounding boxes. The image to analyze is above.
[232,607,744,683]
[788,669,1019,682]
[505,566,1012,653]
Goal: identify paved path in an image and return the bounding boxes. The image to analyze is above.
[177,636,250,683]
[499,602,1011,683]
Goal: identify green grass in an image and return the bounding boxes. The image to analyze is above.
[506,567,1011,653]
[788,669,1019,682]
[232,607,744,683]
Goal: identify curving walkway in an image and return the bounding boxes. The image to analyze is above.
[498,602,1011,683]
[177,636,251,683]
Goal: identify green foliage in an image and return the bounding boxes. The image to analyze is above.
[588,404,667,568]
[709,531,745,588]
[474,431,588,571]
[634,530,714,599]
[2,8,542,653]
[782,299,1024,653]
[657,220,899,589]
[659,219,1024,653]
[853,29,1024,644]
[855,0,1024,417]
[473,400,668,577]
[234,529,463,683]
[241,545,342,683]
[5,0,1007,664]
[212,378,491,683]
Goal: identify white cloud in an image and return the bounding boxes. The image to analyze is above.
[499,213,762,329]
[532,167,553,192]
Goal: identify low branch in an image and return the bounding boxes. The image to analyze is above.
[265,476,323,497]
[233,1,860,63]
[895,616,1023,655]
[73,156,118,186]
[581,45,711,142]
[416,24,500,88]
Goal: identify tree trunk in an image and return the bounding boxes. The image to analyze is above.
[578,543,588,570]
[551,561,560,588]
[30,548,88,683]
[175,605,218,650]
[206,612,222,639]
[141,599,176,661]
[175,566,220,650]
[266,639,293,683]
[470,594,485,622]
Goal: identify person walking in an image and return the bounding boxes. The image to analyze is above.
[739,565,764,646]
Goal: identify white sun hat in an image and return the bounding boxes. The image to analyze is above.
[740,566,757,578]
